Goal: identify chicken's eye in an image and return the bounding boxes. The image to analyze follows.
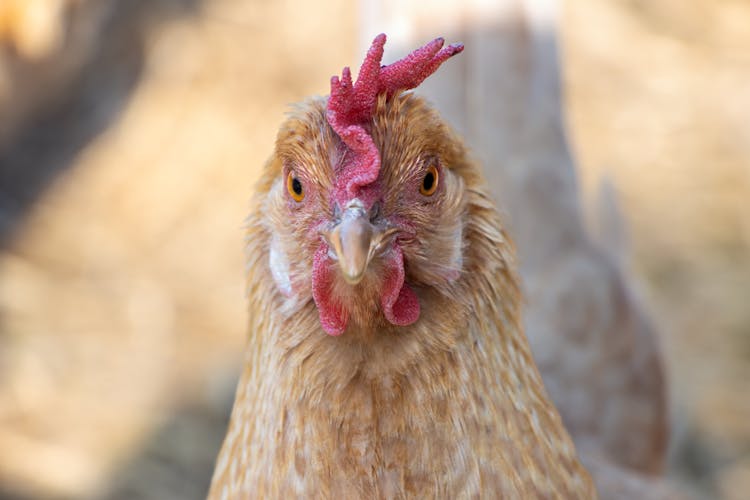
[287,171,304,202]
[420,165,439,196]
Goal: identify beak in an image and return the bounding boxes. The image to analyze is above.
[321,202,397,285]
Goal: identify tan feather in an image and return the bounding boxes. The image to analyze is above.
[209,94,595,498]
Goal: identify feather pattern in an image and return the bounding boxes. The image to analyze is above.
[208,93,596,498]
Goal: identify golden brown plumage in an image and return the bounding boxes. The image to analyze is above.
[362,9,675,496]
[208,87,596,497]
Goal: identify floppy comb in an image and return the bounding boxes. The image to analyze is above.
[326,33,463,208]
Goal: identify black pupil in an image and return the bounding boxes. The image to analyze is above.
[292,177,302,196]
[423,171,435,191]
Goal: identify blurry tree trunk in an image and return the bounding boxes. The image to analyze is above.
[362,0,673,495]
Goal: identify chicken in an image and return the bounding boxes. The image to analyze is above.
[208,34,595,498]
[363,3,684,497]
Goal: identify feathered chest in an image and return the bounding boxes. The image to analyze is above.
[211,311,594,498]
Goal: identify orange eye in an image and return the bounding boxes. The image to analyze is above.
[287,171,304,202]
[420,165,439,196]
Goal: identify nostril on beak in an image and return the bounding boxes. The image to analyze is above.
[323,204,374,285]
[319,200,398,286]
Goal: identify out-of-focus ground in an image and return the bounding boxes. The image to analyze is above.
[0,0,746,499]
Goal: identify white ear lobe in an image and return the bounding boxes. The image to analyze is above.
[269,235,293,297]
[447,222,464,279]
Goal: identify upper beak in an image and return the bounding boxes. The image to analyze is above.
[321,202,397,285]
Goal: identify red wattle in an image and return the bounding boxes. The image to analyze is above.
[312,245,348,336]
[311,243,420,335]
[380,246,421,326]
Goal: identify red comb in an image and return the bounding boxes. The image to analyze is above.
[326,34,463,208]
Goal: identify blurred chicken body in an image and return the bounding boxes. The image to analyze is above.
[209,35,595,498]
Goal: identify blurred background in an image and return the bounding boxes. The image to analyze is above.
[0,0,747,498]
